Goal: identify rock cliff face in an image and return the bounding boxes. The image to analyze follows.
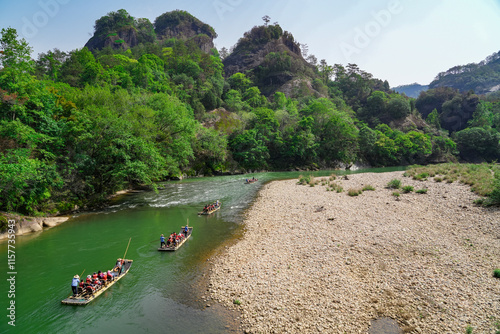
[85,26,139,51]
[155,23,215,53]
[222,25,320,97]
[154,10,216,53]
[223,36,297,77]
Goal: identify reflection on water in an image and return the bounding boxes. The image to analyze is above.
[0,168,405,333]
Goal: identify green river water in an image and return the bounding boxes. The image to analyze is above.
[0,168,405,334]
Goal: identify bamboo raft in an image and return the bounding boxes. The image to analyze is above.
[245,178,258,184]
[61,259,133,305]
[198,203,221,215]
[158,227,193,251]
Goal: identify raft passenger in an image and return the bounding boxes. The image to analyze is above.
[71,275,80,296]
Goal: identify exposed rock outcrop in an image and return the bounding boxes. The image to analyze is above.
[84,9,216,54]
[0,215,70,240]
[222,25,319,97]
[85,26,139,51]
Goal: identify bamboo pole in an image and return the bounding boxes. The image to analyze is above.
[123,237,131,260]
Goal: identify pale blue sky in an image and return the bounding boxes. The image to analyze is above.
[1,0,499,86]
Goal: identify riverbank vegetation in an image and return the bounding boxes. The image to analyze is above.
[1,9,499,215]
[405,163,500,206]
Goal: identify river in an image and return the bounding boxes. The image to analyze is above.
[0,168,405,333]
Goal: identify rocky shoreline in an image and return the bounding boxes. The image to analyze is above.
[0,215,70,241]
[208,171,500,333]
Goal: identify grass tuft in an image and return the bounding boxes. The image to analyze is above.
[494,269,500,278]
[347,188,363,196]
[402,185,414,193]
[387,179,401,189]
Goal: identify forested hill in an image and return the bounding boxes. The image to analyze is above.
[85,9,216,53]
[429,51,500,95]
[0,9,499,216]
[222,23,318,97]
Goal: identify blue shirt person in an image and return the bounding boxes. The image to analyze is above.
[71,275,80,296]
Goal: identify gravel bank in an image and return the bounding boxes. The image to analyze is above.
[209,171,500,333]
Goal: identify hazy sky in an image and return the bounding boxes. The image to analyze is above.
[1,0,499,86]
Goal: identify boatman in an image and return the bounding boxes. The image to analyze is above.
[71,275,80,296]
[160,234,166,248]
[183,225,188,237]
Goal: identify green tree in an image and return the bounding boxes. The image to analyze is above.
[455,127,500,162]
[243,86,266,108]
[426,108,441,129]
[0,27,33,73]
[191,126,228,175]
[0,149,62,214]
[387,95,411,119]
[229,129,269,170]
[228,72,252,93]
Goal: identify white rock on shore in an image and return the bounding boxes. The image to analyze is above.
[209,171,500,333]
[0,216,69,240]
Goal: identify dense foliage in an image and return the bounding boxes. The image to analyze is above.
[0,11,499,214]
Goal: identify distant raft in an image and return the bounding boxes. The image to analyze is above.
[158,227,193,251]
[61,259,133,305]
[198,201,221,215]
[244,178,258,184]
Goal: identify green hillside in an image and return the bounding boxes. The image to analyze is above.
[1,10,499,215]
[429,51,500,94]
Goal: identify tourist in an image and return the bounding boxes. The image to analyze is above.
[114,258,123,275]
[107,270,114,281]
[71,275,80,296]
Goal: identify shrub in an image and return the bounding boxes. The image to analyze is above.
[328,182,343,193]
[416,188,428,194]
[297,175,311,185]
[473,198,484,205]
[494,269,500,278]
[466,325,474,334]
[484,178,500,207]
[233,299,242,305]
[347,189,362,196]
[115,39,125,44]
[387,179,401,189]
[329,174,337,181]
[413,172,429,181]
[434,177,443,182]
[309,177,319,187]
[392,191,400,197]
[362,185,375,191]
[402,185,414,193]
